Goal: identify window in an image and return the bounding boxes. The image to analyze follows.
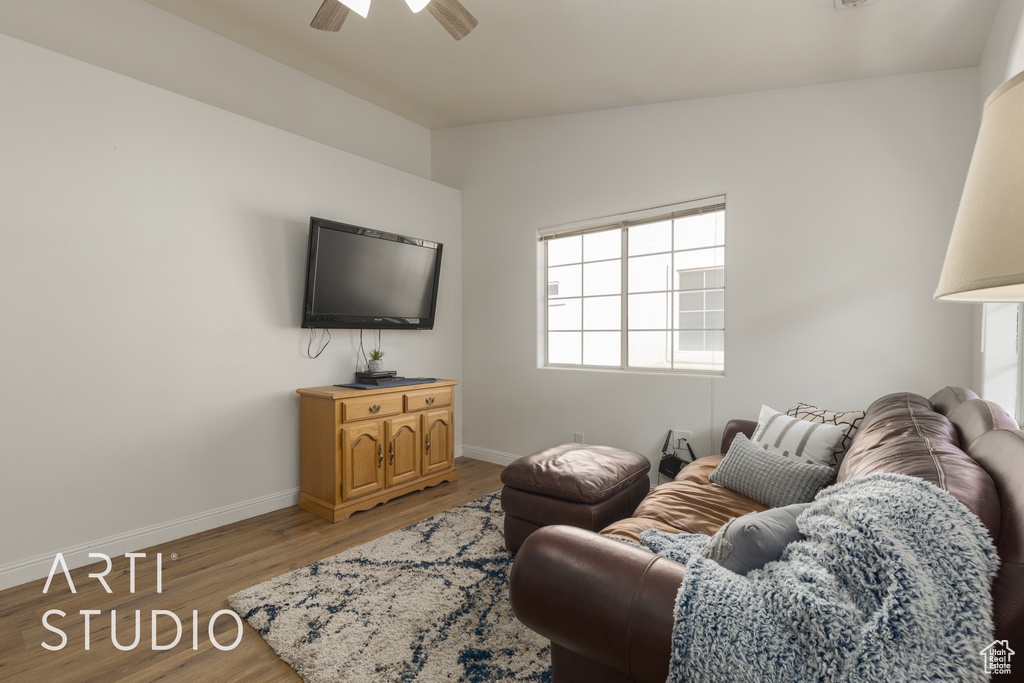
[542,197,725,374]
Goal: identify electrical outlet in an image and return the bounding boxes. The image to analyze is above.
[574,432,585,443]
[669,430,694,461]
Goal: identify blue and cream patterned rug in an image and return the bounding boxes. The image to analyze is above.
[228,493,551,682]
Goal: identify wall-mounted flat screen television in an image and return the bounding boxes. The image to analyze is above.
[301,217,443,330]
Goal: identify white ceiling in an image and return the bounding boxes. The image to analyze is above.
[142,0,999,129]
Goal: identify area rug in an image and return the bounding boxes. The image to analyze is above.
[228,493,551,682]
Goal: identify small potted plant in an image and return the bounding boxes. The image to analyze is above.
[368,349,385,373]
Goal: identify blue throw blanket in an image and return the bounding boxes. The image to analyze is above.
[640,474,999,683]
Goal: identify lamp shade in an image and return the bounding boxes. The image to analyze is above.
[935,69,1024,302]
[406,0,431,11]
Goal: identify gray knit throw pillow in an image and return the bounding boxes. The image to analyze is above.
[710,433,832,508]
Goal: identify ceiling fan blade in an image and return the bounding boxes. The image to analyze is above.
[311,0,350,31]
[426,0,477,40]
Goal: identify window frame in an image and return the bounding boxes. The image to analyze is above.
[1017,303,1024,426]
[540,195,726,376]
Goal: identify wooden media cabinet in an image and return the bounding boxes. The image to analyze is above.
[296,380,458,522]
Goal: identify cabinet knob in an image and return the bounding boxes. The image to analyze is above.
[389,441,394,466]
[425,434,430,454]
[426,396,435,405]
[369,404,381,414]
[377,443,383,468]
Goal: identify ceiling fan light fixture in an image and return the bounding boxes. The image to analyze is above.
[338,0,371,19]
[311,0,476,39]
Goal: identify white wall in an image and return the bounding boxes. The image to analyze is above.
[432,69,980,475]
[0,33,462,589]
[980,0,1024,98]
[0,0,432,178]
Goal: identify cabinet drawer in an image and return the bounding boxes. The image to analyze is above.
[404,387,453,412]
[340,394,403,423]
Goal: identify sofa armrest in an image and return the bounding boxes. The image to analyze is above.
[721,419,757,453]
[509,525,685,683]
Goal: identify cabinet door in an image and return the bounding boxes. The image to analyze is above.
[386,415,421,488]
[341,422,385,500]
[421,409,454,476]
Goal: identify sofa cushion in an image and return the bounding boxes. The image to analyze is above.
[700,503,810,575]
[752,405,844,466]
[710,434,833,507]
[785,402,865,468]
[838,392,1000,539]
[967,428,1024,642]
[946,398,1018,450]
[600,456,767,544]
[929,385,980,416]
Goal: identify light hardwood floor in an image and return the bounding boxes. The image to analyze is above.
[0,457,505,683]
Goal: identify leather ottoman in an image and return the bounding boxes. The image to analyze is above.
[500,443,651,553]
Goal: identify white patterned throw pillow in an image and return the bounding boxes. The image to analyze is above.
[752,405,845,467]
[786,402,865,468]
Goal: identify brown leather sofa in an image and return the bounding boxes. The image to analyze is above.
[508,387,1024,682]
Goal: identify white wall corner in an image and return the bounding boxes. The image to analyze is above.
[979,0,1024,102]
[0,0,432,178]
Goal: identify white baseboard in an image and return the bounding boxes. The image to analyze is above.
[460,445,520,467]
[0,487,299,592]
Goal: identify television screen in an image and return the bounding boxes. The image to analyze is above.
[301,217,443,329]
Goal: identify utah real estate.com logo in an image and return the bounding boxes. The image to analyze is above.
[980,640,1015,676]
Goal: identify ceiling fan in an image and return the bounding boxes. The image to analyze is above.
[310,0,478,40]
